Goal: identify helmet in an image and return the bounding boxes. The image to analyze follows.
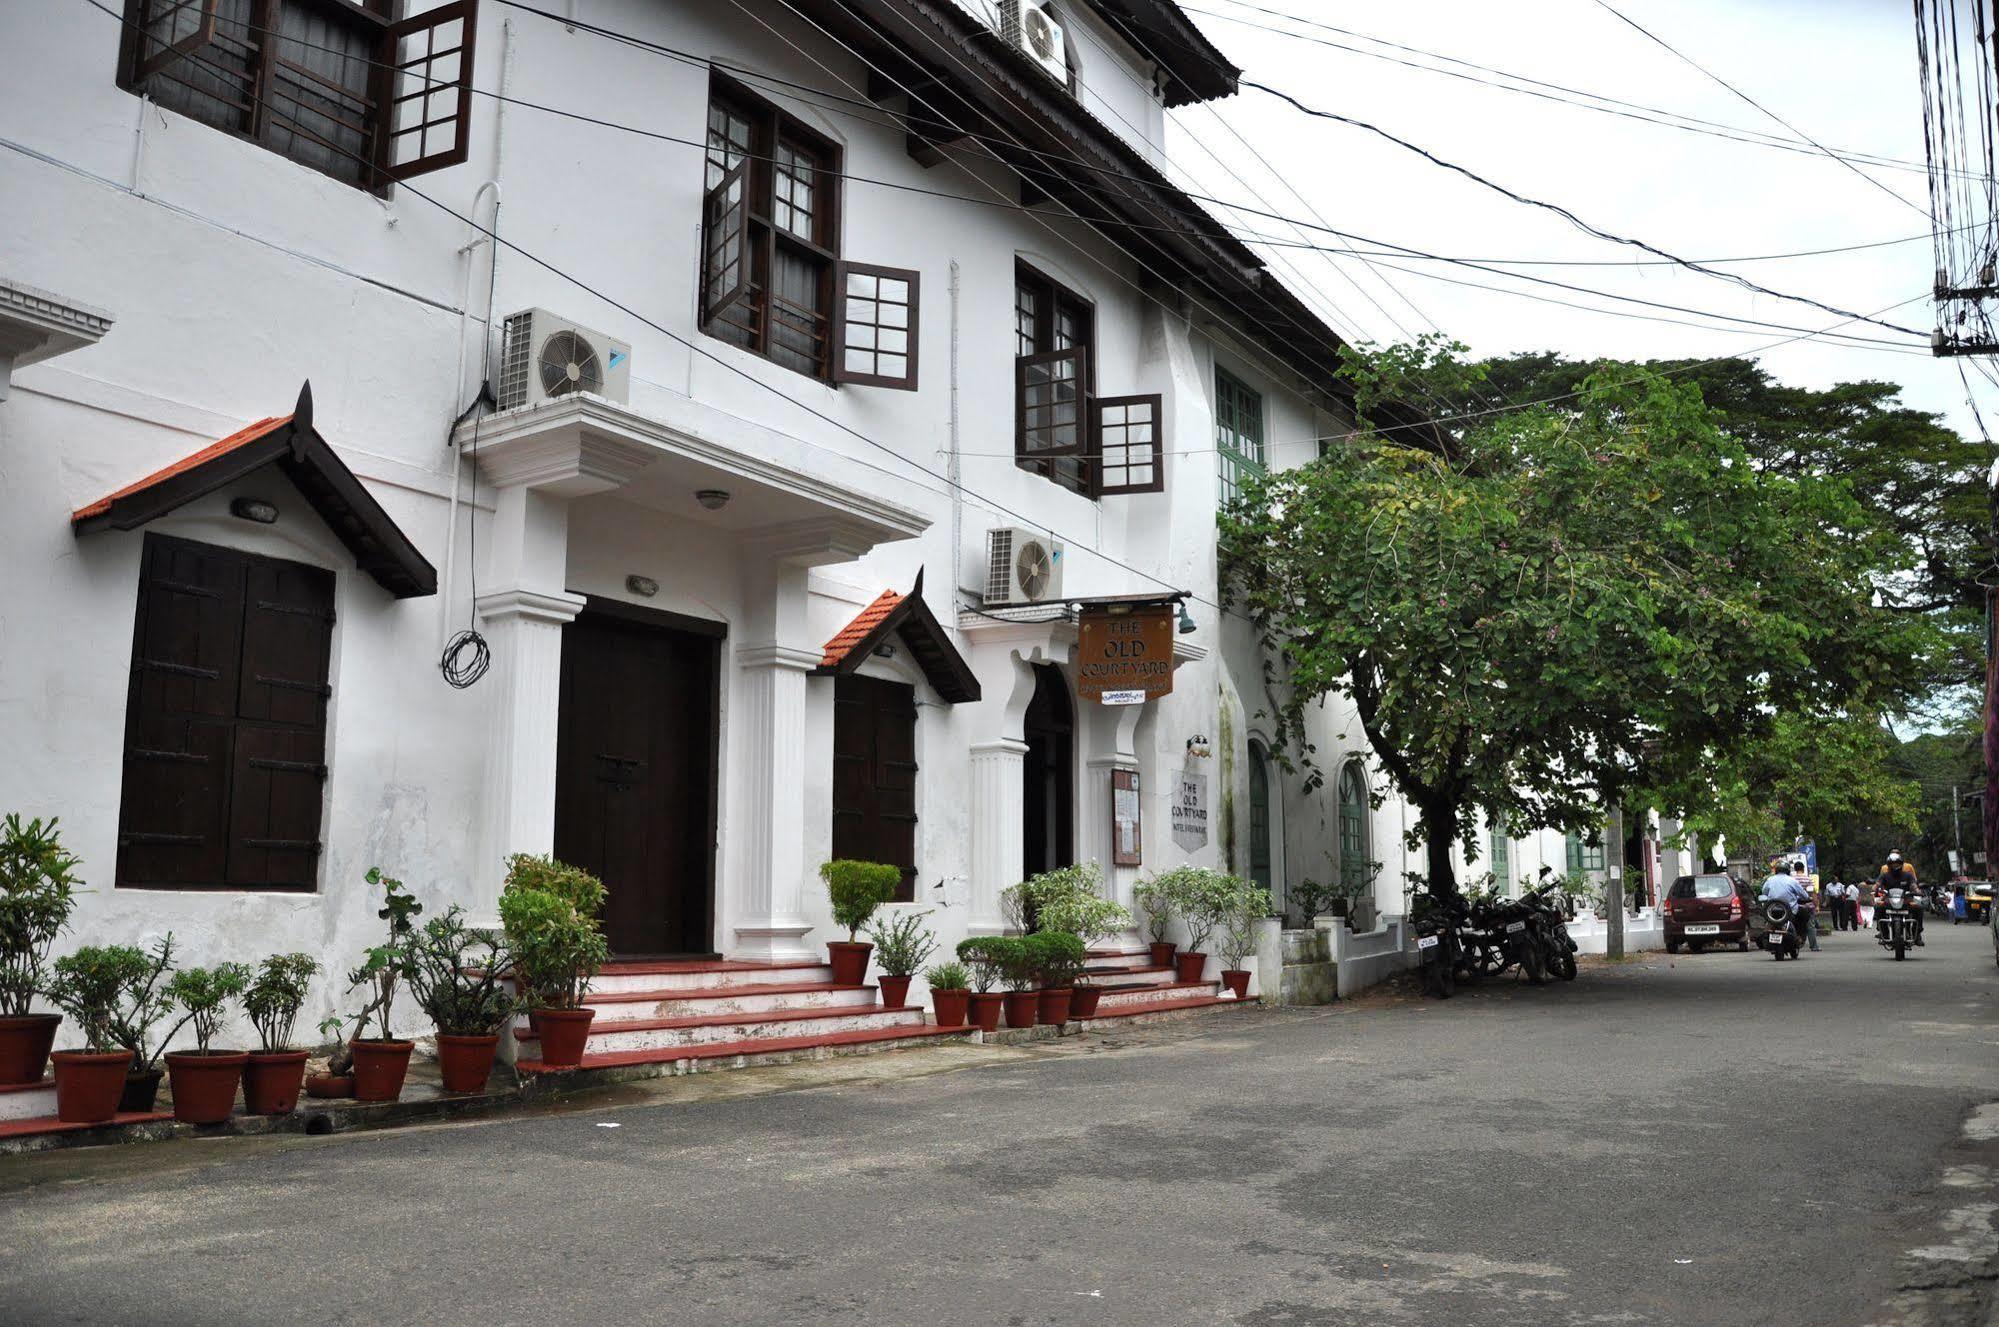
[1888,851,1903,863]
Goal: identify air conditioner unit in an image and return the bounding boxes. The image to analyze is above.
[496,308,631,410]
[1001,0,1068,85]
[985,526,1064,605]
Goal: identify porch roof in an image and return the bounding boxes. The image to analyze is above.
[816,571,981,703]
[70,382,437,599]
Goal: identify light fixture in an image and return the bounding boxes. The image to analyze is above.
[625,574,659,598]
[695,489,731,511]
[873,643,897,659]
[230,497,279,524]
[1177,602,1196,634]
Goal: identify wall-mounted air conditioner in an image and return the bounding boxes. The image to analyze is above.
[1001,0,1069,85]
[985,526,1065,604]
[496,308,631,410]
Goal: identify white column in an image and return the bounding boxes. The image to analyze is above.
[474,589,585,902]
[732,643,820,961]
[968,738,1027,934]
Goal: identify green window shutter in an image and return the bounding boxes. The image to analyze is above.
[1215,367,1265,508]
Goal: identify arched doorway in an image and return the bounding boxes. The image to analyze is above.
[1248,739,1276,909]
[1022,664,1074,876]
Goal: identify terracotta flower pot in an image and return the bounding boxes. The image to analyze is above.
[1221,969,1252,1000]
[0,1013,60,1086]
[349,1039,415,1102]
[967,991,1004,1033]
[242,1050,310,1116]
[826,941,872,986]
[51,1048,132,1124]
[528,1008,594,1069]
[878,974,913,1008]
[1037,987,1074,1026]
[1147,941,1177,968]
[1069,985,1103,1019]
[304,1072,354,1100]
[435,1033,500,1094]
[1002,990,1039,1029]
[166,1050,247,1125]
[1174,950,1209,983]
[119,1067,163,1113]
[930,988,970,1027]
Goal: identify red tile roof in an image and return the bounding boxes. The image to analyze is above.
[71,415,293,523]
[820,589,903,668]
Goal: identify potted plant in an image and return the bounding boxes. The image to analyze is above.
[163,962,251,1124]
[45,946,142,1124]
[407,906,518,1093]
[335,866,424,1101]
[307,1015,358,1099]
[1218,880,1269,1000]
[1033,930,1086,1026]
[996,936,1039,1030]
[923,960,970,1027]
[107,934,179,1111]
[820,860,899,985]
[1003,862,1100,935]
[866,910,935,1009]
[1160,866,1231,982]
[0,813,82,1085]
[499,854,608,1070]
[1038,891,1131,1019]
[1133,875,1177,968]
[955,937,1007,1033]
[239,952,320,1116]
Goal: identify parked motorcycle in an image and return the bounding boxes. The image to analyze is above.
[1876,885,1919,960]
[1522,883,1579,981]
[1760,899,1804,959]
[1414,906,1459,998]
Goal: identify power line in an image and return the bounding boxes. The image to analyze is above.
[1243,78,1931,337]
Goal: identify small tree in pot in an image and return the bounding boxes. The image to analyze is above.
[1160,866,1235,983]
[922,960,970,1028]
[163,962,252,1125]
[1032,931,1087,1026]
[1132,876,1177,968]
[238,953,320,1116]
[105,934,178,1111]
[865,911,935,1009]
[1218,880,1270,999]
[333,866,424,1102]
[0,813,83,1086]
[45,946,144,1124]
[408,906,520,1093]
[499,854,608,1070]
[820,860,899,985]
[955,936,1008,1033]
[1037,892,1131,1018]
[995,936,1040,1030]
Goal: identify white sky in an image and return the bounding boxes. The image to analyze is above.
[1166,0,1984,438]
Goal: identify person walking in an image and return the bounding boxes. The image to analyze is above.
[1833,879,1853,931]
[1953,881,1968,925]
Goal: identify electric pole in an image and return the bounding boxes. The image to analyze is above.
[1605,802,1626,960]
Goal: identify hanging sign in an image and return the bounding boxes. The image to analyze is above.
[1077,604,1175,703]
[1171,766,1208,851]
[1111,768,1142,866]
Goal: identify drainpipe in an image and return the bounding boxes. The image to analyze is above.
[948,258,962,604]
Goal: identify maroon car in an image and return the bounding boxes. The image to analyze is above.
[1663,873,1749,953]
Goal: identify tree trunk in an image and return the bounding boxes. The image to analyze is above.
[1425,801,1460,896]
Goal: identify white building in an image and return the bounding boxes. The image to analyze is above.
[0,0,1426,1061]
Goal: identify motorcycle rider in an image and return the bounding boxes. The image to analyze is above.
[1875,851,1924,946]
[1760,864,1810,950]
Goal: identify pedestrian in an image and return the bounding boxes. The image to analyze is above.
[1953,881,1967,925]
[1834,879,1853,931]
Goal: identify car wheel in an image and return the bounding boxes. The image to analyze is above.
[1690,940,1708,954]
[1737,938,1749,952]
[1665,940,1680,954]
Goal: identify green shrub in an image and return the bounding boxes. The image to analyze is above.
[1219,881,1270,968]
[1036,891,1131,948]
[955,936,1008,993]
[501,856,609,1010]
[107,935,179,1073]
[1132,876,1176,943]
[1154,866,1241,953]
[0,813,83,1018]
[989,936,1040,992]
[341,867,424,1042]
[1028,931,1087,988]
[405,907,518,1037]
[866,910,936,978]
[820,860,899,941]
[48,945,150,1052]
[922,960,969,991]
[241,952,321,1052]
[1001,862,1104,934]
[166,963,252,1054]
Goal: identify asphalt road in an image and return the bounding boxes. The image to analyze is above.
[3,920,1996,1327]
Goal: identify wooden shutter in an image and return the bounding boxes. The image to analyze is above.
[832,262,920,389]
[133,0,222,83]
[380,0,478,181]
[1016,346,1087,468]
[831,675,919,901]
[117,535,332,891]
[1093,393,1164,495]
[701,159,754,328]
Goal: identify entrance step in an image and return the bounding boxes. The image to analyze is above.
[1092,980,1222,1011]
[514,1003,928,1057]
[0,1078,55,1123]
[1078,963,1177,988]
[514,981,880,1028]
[581,959,836,996]
[1081,992,1241,1020]
[517,1023,970,1077]
[0,1110,173,1141]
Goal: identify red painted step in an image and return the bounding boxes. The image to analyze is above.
[512,1002,920,1044]
[0,1111,172,1141]
[517,1023,969,1073]
[586,980,870,1006]
[1078,994,1240,1020]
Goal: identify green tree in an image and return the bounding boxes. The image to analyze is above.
[1221,341,1935,895]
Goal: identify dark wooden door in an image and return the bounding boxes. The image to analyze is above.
[832,674,919,901]
[554,609,718,956]
[1022,664,1074,876]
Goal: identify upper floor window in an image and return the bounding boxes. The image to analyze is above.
[701,76,918,390]
[116,0,476,192]
[1012,262,1161,500]
[1216,368,1265,506]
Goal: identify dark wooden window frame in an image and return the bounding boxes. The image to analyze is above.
[831,672,921,902]
[117,532,335,893]
[114,0,477,194]
[1014,260,1098,497]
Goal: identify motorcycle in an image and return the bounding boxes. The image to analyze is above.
[1760,899,1803,959]
[1414,906,1460,999]
[1522,883,1579,981]
[1876,885,1919,960]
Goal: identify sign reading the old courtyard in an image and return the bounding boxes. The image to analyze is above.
[1171,767,1208,851]
[1077,604,1174,702]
